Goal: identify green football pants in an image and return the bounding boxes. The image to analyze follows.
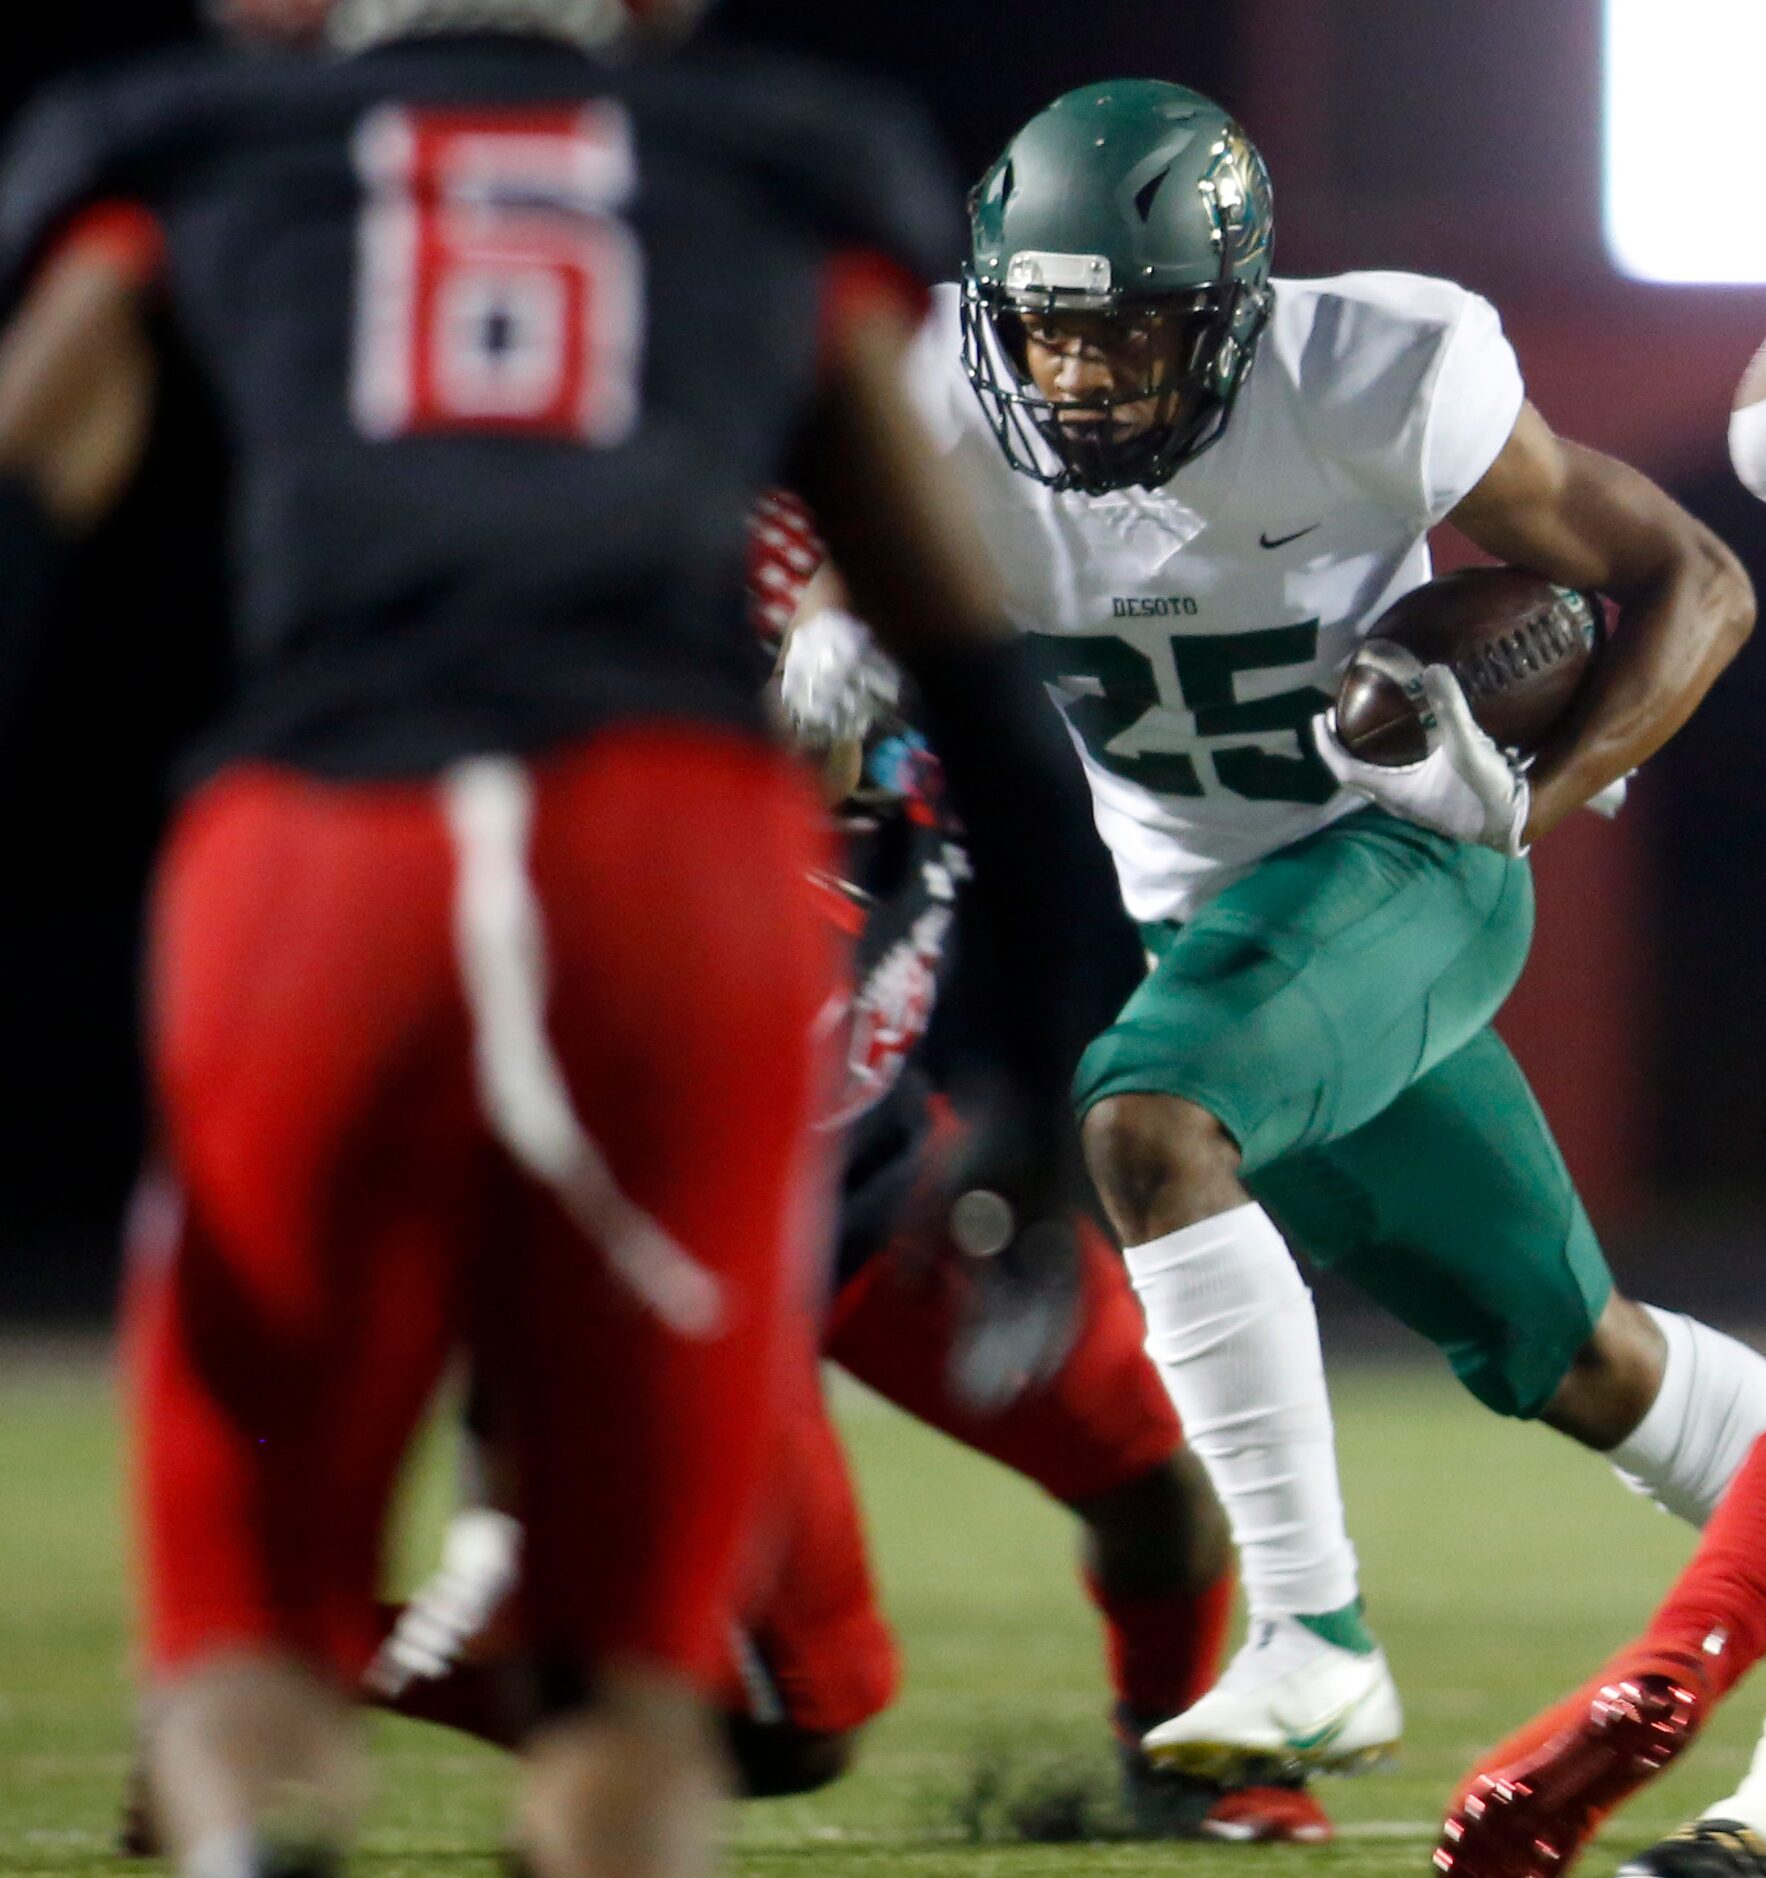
[1075,807,1611,1418]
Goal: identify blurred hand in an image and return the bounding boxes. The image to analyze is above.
[1313,665,1530,854]
[946,1204,1082,1414]
[779,606,902,748]
[939,1102,1085,1414]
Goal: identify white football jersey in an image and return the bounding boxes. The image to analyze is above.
[908,272,1526,923]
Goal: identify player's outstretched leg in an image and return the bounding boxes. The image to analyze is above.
[1435,1669,1706,1878]
[1073,1462,1330,1844]
[827,1222,1336,1841]
[517,1672,722,1878]
[144,1655,357,1878]
[1542,1296,1766,1531]
[452,732,836,1878]
[1080,1094,1401,1787]
[129,752,550,1877]
[1438,1433,1766,1878]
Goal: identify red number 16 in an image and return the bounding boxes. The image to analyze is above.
[352,102,644,444]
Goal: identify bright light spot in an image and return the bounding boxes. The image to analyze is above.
[1605,0,1766,282]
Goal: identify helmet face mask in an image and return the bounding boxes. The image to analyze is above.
[963,277,1264,497]
[962,81,1274,497]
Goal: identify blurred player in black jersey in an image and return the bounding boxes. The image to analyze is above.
[0,4,1130,1875]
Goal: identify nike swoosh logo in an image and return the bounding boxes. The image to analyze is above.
[1260,523,1322,550]
[1285,1713,1353,1754]
[1283,1684,1376,1756]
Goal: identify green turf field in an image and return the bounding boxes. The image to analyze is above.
[2,1345,1756,1878]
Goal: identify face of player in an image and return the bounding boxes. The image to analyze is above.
[1014,307,1198,443]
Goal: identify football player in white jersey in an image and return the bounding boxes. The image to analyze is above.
[786,78,1763,1876]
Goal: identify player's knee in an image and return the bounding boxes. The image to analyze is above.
[722,1716,859,1798]
[1081,1093,1242,1243]
[1068,1450,1232,1596]
[1540,1292,1668,1450]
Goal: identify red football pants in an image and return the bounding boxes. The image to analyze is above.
[732,1221,1183,1732]
[828,1218,1182,1504]
[126,726,837,1692]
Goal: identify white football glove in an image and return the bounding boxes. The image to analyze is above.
[778,606,901,748]
[1312,659,1530,855]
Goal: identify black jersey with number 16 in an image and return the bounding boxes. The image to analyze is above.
[0,35,956,779]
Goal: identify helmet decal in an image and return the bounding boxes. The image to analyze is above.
[1133,166,1174,223]
[1203,123,1274,275]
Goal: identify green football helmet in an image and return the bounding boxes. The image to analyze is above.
[962,79,1274,496]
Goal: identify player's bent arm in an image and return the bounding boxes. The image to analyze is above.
[0,245,158,741]
[791,299,1000,657]
[0,246,156,743]
[0,243,157,532]
[1447,400,1754,844]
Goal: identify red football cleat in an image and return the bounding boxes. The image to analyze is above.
[1116,1719,1335,1843]
[1203,1783,1335,1844]
[1434,1672,1704,1878]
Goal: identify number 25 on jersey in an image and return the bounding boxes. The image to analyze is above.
[351,103,644,443]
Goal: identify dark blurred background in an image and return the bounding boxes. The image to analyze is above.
[1,1,1761,1319]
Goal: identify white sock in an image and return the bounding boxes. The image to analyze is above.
[1608,1306,1766,1526]
[1124,1202,1361,1621]
[1703,1718,1766,1832]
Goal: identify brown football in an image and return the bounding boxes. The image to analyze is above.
[1334,567,1605,767]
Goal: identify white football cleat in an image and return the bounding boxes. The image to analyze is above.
[362,1507,522,1699]
[1142,1616,1403,1784]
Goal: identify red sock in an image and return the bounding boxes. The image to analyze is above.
[1086,1566,1235,1733]
[1452,1433,1766,1815]
[1633,1432,1766,1700]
